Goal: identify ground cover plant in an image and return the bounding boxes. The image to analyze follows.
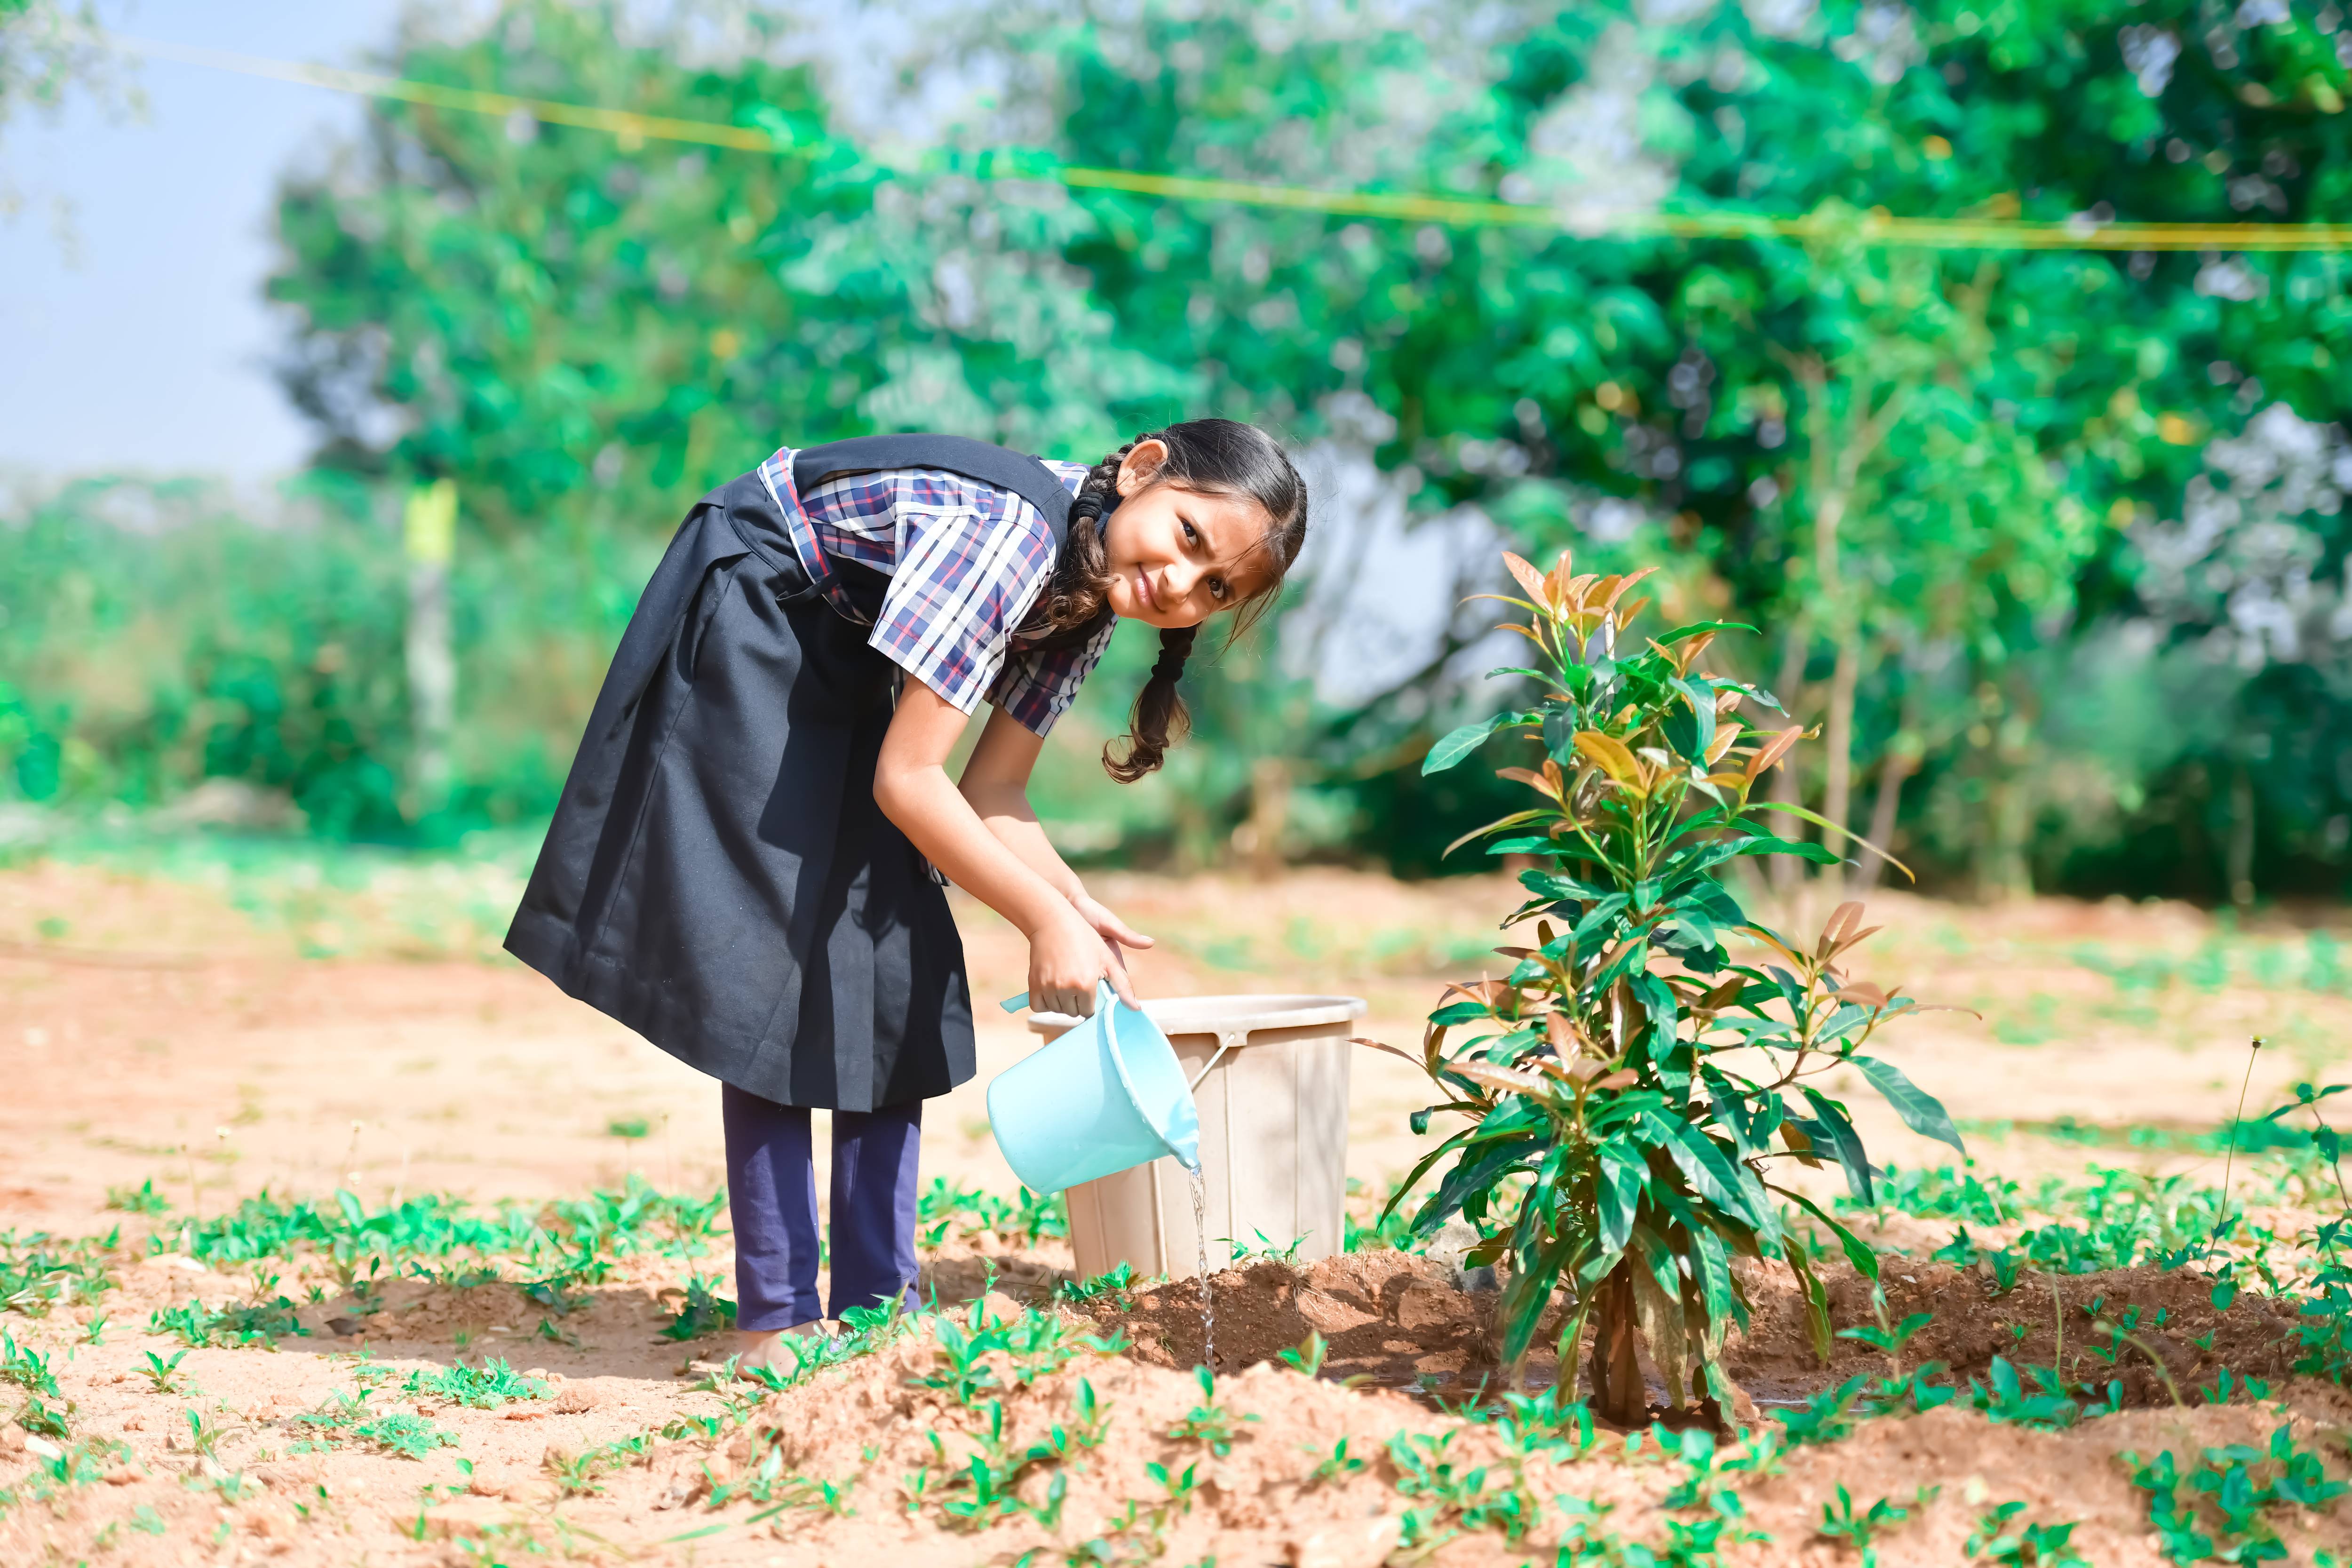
[3,1130,2351,1561]
[1376,549,1968,1424]
[6,852,2352,1561]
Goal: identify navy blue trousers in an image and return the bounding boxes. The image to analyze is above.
[722,1084,922,1331]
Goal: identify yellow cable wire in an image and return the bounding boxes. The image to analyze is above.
[107,32,2352,254]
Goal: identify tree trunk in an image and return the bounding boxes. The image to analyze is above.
[1239,757,1291,881]
[1820,636,1860,892]
[2228,762,2256,911]
[1586,1260,1647,1426]
[1851,743,1917,897]
[1852,683,1922,896]
[402,480,458,822]
[1766,621,1810,899]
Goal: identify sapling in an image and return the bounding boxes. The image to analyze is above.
[1374,548,1969,1422]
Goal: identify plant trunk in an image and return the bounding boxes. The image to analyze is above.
[1586,1260,1647,1426]
[1820,635,1860,892]
[1767,621,1809,899]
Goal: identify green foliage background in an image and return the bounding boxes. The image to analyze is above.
[7,0,2352,901]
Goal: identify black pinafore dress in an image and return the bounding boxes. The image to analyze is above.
[503,437,1093,1113]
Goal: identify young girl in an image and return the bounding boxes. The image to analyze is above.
[505,420,1309,1370]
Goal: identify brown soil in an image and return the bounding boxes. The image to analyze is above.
[3,857,2352,1561]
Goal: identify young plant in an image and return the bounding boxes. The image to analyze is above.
[655,1274,738,1342]
[403,1358,548,1409]
[1817,1483,1934,1562]
[138,1349,191,1395]
[1165,1365,1257,1456]
[1374,548,1967,1421]
[1966,1502,2091,1566]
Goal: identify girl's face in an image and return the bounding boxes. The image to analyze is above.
[1099,439,1275,629]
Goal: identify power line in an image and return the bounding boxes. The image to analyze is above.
[109,32,2352,255]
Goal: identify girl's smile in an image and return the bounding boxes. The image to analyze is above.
[1099,439,1275,629]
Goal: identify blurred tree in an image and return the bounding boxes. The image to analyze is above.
[0,0,129,219]
[268,0,1190,535]
[268,0,872,539]
[957,0,2352,897]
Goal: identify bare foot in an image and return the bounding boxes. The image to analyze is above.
[727,1321,832,1379]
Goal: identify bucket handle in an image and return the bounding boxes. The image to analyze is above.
[1186,1030,1250,1092]
[1001,990,1240,1094]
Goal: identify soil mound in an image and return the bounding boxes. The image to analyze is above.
[1083,1250,1498,1387]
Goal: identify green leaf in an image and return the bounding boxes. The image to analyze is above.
[1701,1070,1779,1161]
[1670,677,1717,760]
[1729,834,1843,866]
[1657,621,1758,645]
[1640,1110,1765,1230]
[1783,1237,1834,1361]
[1422,714,1510,775]
[1689,1225,1741,1345]
[1797,1089,1875,1204]
[1774,1188,1881,1283]
[1597,1139,1645,1257]
[1850,1056,1965,1154]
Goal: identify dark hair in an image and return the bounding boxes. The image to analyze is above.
[1020,420,1308,782]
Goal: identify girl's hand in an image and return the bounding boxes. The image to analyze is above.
[1028,905,1132,1017]
[1071,892,1154,989]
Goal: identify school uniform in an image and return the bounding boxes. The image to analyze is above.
[506,438,1114,1330]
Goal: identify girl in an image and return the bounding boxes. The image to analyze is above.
[505,420,1309,1371]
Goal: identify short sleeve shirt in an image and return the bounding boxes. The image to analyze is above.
[756,449,1113,738]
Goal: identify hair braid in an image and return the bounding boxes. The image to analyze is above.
[1024,436,1143,634]
[1104,624,1197,784]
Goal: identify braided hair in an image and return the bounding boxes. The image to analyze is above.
[1018,419,1309,783]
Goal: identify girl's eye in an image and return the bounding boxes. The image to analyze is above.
[1180,519,1199,544]
[1208,577,1228,601]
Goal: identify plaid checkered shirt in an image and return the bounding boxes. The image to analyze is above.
[756,448,1114,737]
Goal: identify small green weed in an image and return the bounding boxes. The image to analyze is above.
[352,1411,458,1460]
[0,1227,119,1317]
[1303,1436,1365,1486]
[656,1274,737,1342]
[2123,1425,2350,1564]
[403,1358,548,1409]
[138,1349,191,1394]
[1,1328,60,1397]
[1965,1501,2090,1566]
[909,1301,1122,1406]
[104,1180,171,1215]
[1165,1366,1257,1456]
[1052,1262,1139,1307]
[914,1179,1068,1250]
[1817,1483,1934,1562]
[149,1294,307,1347]
[1388,1427,1539,1547]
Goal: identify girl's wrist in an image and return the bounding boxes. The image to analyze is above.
[1015,893,1087,941]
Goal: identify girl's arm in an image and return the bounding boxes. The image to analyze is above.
[874,680,1145,1017]
[959,706,1154,971]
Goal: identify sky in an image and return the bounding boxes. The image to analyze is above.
[1,1,414,479]
[0,1,944,482]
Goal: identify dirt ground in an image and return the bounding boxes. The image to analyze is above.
[2,846,2350,1562]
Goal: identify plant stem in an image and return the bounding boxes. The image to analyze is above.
[2215,1037,2262,1250]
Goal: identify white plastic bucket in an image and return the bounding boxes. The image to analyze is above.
[1025,992,1366,1282]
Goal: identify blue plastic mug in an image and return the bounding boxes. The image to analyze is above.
[986,981,1203,1194]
